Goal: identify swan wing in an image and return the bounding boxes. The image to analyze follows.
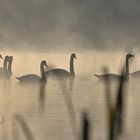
[16,74,41,82]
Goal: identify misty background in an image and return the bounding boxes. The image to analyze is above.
[0,0,140,52]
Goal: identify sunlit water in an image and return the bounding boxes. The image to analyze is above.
[0,51,140,140]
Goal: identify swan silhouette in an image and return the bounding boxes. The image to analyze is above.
[95,54,134,80]
[7,56,13,77]
[46,53,77,77]
[0,56,11,78]
[16,60,48,82]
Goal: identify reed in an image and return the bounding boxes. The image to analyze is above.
[81,112,90,140]
[104,67,126,140]
[57,77,81,140]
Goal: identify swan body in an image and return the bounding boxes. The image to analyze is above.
[16,60,47,83]
[16,74,42,82]
[46,69,71,77]
[95,54,134,80]
[46,53,77,78]
[94,74,121,81]
[130,70,140,77]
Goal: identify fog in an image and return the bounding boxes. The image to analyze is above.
[0,0,140,52]
[0,51,140,140]
[0,51,139,78]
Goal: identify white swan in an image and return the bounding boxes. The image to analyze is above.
[95,54,134,80]
[16,60,48,82]
[46,53,77,77]
[0,56,10,78]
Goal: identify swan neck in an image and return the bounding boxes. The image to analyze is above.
[70,56,75,76]
[125,56,129,79]
[8,61,12,76]
[40,63,46,81]
[3,58,8,72]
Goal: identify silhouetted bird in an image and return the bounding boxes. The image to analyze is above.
[16,60,47,82]
[7,56,13,78]
[46,53,77,78]
[0,55,12,78]
[95,54,134,80]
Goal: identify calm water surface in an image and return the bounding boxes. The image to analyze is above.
[0,52,139,140]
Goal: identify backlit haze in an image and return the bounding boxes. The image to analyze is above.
[0,0,140,52]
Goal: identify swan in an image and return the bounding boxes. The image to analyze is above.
[46,53,77,77]
[16,60,48,82]
[0,56,10,78]
[94,54,134,80]
[7,56,13,77]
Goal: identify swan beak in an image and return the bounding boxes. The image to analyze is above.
[0,55,3,59]
[131,55,134,57]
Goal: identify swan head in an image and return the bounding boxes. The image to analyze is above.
[126,54,134,58]
[9,56,13,62]
[41,60,48,68]
[5,56,10,61]
[0,55,3,59]
[71,53,77,59]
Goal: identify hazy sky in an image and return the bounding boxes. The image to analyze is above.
[0,0,140,52]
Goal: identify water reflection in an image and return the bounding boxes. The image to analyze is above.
[14,113,35,140]
[0,52,139,139]
[39,81,47,112]
[57,77,80,140]
[69,77,75,92]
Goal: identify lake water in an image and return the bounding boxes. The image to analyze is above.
[0,51,140,140]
